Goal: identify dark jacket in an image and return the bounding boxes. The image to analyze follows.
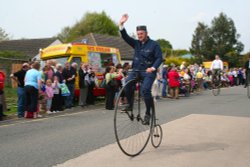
[54,71,64,84]
[78,68,89,88]
[244,60,250,70]
[62,67,76,85]
[120,28,163,70]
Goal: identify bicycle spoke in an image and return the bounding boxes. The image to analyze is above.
[114,79,152,156]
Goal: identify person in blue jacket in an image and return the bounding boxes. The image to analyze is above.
[119,14,163,125]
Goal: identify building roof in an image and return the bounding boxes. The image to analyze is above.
[74,33,134,60]
[0,38,59,60]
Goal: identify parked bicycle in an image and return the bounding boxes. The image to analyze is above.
[114,70,163,157]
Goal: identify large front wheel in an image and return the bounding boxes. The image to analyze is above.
[114,79,153,157]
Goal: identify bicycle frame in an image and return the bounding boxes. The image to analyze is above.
[114,69,162,156]
[125,72,144,123]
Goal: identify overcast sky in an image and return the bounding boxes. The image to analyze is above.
[1,0,250,53]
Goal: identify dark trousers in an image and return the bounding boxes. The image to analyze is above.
[24,85,38,112]
[125,71,156,116]
[0,90,3,118]
[51,94,62,111]
[65,83,75,108]
[233,77,238,86]
[105,85,116,109]
[17,87,25,117]
[87,85,95,105]
[246,71,249,87]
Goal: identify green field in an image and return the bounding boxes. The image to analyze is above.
[3,86,18,116]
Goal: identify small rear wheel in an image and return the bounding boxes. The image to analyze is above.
[151,124,163,148]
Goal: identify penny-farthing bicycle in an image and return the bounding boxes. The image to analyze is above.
[114,70,163,157]
[212,70,221,96]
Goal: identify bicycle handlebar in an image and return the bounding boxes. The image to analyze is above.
[127,69,146,72]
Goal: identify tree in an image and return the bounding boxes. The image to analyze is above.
[156,39,172,54]
[57,26,71,42]
[190,22,209,63]
[57,11,119,42]
[210,13,244,59]
[0,27,10,41]
[190,12,244,65]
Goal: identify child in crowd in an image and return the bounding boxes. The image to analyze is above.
[51,76,61,113]
[45,79,54,114]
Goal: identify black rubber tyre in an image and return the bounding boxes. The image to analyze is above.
[151,124,163,148]
[114,79,153,157]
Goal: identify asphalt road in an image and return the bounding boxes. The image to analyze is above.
[0,86,249,167]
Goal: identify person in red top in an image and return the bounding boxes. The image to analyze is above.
[168,66,180,99]
[0,71,6,120]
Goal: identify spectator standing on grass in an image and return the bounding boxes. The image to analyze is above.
[196,69,204,92]
[161,65,168,98]
[45,79,54,114]
[168,66,180,99]
[24,61,42,119]
[78,63,90,107]
[114,64,124,99]
[180,61,186,70]
[45,61,55,81]
[227,68,234,86]
[62,62,76,109]
[50,75,61,113]
[86,69,99,105]
[105,66,122,110]
[238,68,243,85]
[232,68,238,86]
[71,62,78,103]
[38,66,49,113]
[10,63,30,118]
[53,64,64,111]
[0,71,6,121]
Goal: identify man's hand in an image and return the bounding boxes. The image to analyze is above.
[146,67,155,73]
[119,14,129,26]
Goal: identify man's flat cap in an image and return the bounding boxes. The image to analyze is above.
[136,25,147,31]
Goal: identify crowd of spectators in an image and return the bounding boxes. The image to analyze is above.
[104,61,249,108]
[0,60,248,120]
[7,60,99,119]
